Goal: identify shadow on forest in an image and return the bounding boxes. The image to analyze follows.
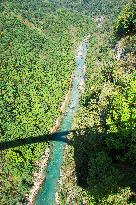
[0,130,75,150]
[73,127,136,203]
[1,126,136,203]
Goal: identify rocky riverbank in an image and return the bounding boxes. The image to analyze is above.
[25,74,74,204]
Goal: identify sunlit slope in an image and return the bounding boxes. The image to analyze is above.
[57,1,136,204]
[50,0,128,19]
[0,1,93,204]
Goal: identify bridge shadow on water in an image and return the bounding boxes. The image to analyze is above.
[0,130,76,151]
[1,127,136,203]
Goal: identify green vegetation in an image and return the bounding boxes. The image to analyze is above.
[0,0,135,204]
[114,1,136,37]
[0,1,93,204]
[58,1,136,204]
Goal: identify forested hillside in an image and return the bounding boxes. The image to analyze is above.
[57,0,136,204]
[0,0,135,205]
[0,1,93,204]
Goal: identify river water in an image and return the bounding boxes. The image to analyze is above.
[34,37,89,205]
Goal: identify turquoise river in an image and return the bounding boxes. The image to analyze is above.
[34,36,90,205]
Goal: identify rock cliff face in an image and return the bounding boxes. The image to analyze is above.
[114,41,125,61]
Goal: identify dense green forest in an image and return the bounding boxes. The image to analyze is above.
[0,0,136,204]
[0,1,93,204]
[57,0,136,204]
